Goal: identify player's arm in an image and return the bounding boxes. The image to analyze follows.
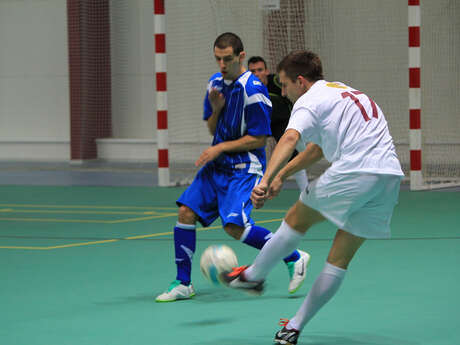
[250,129,298,208]
[267,143,323,199]
[261,129,299,185]
[218,134,266,152]
[206,88,225,136]
[195,135,265,167]
[276,142,323,181]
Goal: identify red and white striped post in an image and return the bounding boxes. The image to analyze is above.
[154,0,170,186]
[409,0,422,190]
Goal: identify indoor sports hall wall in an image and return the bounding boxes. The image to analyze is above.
[0,0,264,163]
[0,0,458,185]
[0,0,69,160]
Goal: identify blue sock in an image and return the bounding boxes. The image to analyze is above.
[283,249,301,263]
[242,225,300,263]
[174,223,196,285]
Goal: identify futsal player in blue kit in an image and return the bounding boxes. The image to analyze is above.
[156,33,310,302]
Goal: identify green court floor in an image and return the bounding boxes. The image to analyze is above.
[0,185,459,345]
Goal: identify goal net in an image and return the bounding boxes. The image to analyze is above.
[295,0,460,190]
[110,0,459,189]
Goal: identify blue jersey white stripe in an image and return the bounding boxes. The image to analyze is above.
[203,71,272,175]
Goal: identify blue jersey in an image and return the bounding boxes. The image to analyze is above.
[203,71,272,175]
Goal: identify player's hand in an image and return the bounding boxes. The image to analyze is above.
[208,88,225,113]
[195,145,222,167]
[267,175,283,199]
[251,181,269,209]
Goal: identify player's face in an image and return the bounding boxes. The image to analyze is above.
[248,61,269,85]
[279,70,304,103]
[214,46,244,81]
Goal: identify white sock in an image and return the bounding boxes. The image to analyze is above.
[245,220,303,282]
[294,169,309,191]
[287,262,346,331]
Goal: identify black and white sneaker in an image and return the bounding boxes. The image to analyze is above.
[219,265,265,296]
[274,319,300,345]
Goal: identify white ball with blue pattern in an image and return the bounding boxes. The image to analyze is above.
[200,244,238,285]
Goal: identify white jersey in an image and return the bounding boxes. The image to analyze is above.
[287,80,404,176]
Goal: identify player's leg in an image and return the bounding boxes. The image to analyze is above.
[226,223,300,264]
[222,169,353,293]
[277,174,401,341]
[174,205,198,286]
[284,230,365,332]
[326,229,366,269]
[221,172,311,293]
[274,230,364,345]
[156,166,219,302]
[220,201,324,294]
[226,223,299,260]
[243,200,324,282]
[155,206,199,302]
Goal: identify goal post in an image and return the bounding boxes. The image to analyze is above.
[408,0,460,189]
[153,0,170,186]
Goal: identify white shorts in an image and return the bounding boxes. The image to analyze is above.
[299,169,402,239]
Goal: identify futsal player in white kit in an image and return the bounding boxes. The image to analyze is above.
[221,50,404,345]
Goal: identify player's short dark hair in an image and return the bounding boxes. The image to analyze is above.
[248,56,267,69]
[214,32,244,55]
[277,50,324,82]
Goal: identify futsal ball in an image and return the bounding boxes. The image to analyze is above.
[200,245,238,285]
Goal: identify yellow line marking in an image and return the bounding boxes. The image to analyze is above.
[0,209,165,215]
[125,231,175,240]
[0,204,162,210]
[45,239,119,250]
[140,206,177,210]
[0,216,285,250]
[0,213,176,224]
[0,217,115,224]
[254,209,288,213]
[0,204,288,213]
[0,208,163,215]
[108,213,177,224]
[0,246,48,250]
[255,218,284,224]
[124,224,225,240]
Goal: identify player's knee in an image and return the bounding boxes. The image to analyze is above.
[224,224,244,240]
[284,209,311,233]
[285,201,323,232]
[327,230,365,269]
[178,205,197,224]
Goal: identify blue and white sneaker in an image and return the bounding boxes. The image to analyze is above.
[287,250,311,294]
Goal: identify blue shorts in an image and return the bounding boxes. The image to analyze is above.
[176,164,261,227]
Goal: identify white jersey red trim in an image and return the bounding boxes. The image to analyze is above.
[287,80,404,176]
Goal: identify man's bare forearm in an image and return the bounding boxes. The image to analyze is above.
[277,142,323,181]
[261,129,299,185]
[217,135,266,153]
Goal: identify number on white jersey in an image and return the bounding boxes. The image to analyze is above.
[341,91,378,122]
